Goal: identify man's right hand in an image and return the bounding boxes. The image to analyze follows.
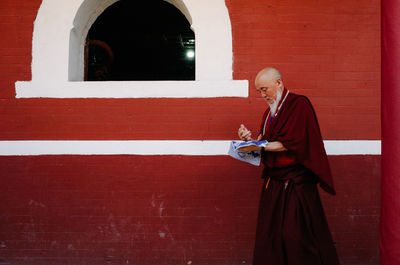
[238,124,252,141]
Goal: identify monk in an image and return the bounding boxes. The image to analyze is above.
[238,67,340,265]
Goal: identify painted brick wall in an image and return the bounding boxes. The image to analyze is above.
[227,0,381,140]
[0,155,379,265]
[0,0,381,264]
[0,0,380,140]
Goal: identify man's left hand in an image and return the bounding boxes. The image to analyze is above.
[238,145,262,152]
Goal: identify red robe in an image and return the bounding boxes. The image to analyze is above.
[252,89,340,265]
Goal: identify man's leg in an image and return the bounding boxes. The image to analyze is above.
[282,183,323,265]
[253,179,286,265]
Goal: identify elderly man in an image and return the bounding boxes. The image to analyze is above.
[238,67,340,265]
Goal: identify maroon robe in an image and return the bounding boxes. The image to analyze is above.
[252,89,340,265]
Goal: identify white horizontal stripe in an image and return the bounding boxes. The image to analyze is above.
[15,80,249,98]
[0,140,381,156]
[323,140,381,155]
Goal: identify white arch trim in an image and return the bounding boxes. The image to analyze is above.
[0,140,382,156]
[15,0,248,98]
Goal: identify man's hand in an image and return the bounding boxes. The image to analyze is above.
[238,145,262,152]
[238,141,287,153]
[264,141,288,152]
[238,124,252,141]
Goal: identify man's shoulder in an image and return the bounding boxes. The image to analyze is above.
[286,92,319,122]
[287,92,313,108]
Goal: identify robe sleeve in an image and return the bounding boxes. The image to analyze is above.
[275,96,336,195]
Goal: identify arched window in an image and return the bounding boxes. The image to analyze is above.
[15,0,248,98]
[86,0,195,81]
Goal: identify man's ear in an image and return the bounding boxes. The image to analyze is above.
[276,78,283,87]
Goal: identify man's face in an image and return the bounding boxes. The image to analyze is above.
[255,77,282,104]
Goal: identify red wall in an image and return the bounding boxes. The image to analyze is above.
[0,0,380,140]
[0,156,379,265]
[228,0,381,140]
[0,0,381,264]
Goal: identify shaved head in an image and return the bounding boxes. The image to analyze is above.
[254,67,285,112]
[255,67,282,84]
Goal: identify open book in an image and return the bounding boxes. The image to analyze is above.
[228,140,268,166]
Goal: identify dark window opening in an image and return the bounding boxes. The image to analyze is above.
[86,0,195,81]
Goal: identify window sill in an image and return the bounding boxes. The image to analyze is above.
[15,80,248,98]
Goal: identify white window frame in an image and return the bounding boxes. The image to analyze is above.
[15,0,248,98]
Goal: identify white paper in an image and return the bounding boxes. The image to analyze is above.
[228,140,268,166]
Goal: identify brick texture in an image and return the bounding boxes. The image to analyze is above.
[0,155,379,265]
[0,0,380,140]
[228,0,381,140]
[0,0,381,264]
